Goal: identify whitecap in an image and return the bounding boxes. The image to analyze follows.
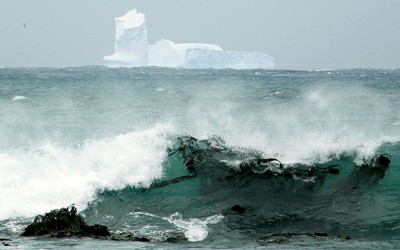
[163,212,224,242]
[128,211,224,242]
[12,95,27,101]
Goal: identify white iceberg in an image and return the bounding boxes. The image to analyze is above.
[104,10,275,69]
[184,49,275,69]
[103,9,148,68]
[148,39,223,68]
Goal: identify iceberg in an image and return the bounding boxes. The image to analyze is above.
[104,10,275,69]
[184,49,275,69]
[148,39,223,68]
[103,10,148,68]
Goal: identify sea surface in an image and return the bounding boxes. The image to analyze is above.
[0,67,399,249]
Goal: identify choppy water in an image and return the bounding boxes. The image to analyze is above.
[0,67,399,249]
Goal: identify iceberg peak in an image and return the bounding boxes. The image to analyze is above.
[104,9,148,68]
[104,10,275,69]
[115,9,145,39]
[117,9,145,29]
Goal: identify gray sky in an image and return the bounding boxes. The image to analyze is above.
[1,0,399,69]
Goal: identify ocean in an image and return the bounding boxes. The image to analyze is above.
[0,67,399,249]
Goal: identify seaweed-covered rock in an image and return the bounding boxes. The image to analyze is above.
[21,205,110,238]
[20,206,186,242]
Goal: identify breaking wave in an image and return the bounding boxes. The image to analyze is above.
[1,67,400,246]
[0,124,173,219]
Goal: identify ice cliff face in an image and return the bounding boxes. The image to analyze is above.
[104,10,148,68]
[104,10,274,69]
[148,39,223,68]
[185,49,275,69]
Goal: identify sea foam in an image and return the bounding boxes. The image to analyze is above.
[0,123,173,220]
[164,213,224,242]
[12,95,27,101]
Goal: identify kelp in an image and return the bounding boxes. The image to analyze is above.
[151,135,391,191]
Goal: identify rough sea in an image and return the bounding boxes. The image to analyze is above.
[0,67,399,249]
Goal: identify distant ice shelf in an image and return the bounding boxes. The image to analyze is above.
[104,10,275,69]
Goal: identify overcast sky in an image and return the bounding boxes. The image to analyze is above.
[1,0,399,69]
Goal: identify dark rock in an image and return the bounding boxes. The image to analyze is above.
[84,224,110,237]
[165,235,187,243]
[314,232,329,237]
[20,207,191,243]
[21,205,110,238]
[231,205,246,213]
[110,233,150,242]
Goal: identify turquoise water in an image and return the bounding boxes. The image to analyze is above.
[0,67,399,248]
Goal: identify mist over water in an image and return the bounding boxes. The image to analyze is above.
[0,67,399,248]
